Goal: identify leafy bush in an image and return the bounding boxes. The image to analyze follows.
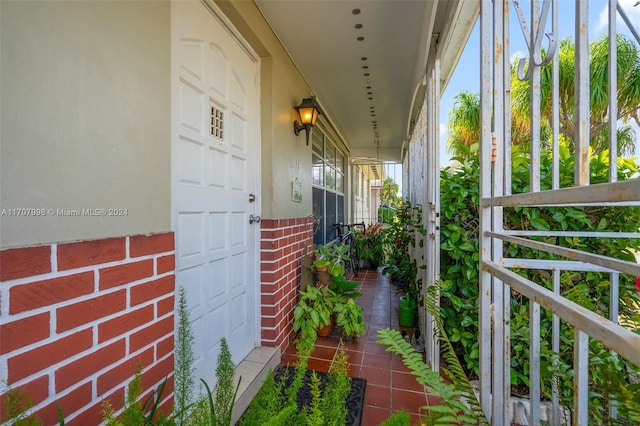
[354,222,385,269]
[382,200,426,303]
[440,142,640,421]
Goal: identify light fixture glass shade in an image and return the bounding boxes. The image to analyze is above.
[295,98,320,126]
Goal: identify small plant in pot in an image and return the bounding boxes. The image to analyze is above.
[327,244,350,277]
[312,245,334,272]
[354,223,385,269]
[293,285,337,337]
[334,298,365,338]
[312,244,351,283]
[331,274,361,299]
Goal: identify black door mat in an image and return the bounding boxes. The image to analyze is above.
[273,364,367,426]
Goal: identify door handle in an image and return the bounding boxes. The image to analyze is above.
[249,214,261,224]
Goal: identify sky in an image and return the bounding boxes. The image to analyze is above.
[439,0,640,166]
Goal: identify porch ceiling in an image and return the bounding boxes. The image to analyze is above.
[255,0,478,163]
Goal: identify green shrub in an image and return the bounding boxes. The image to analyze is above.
[381,200,426,303]
[440,142,640,421]
[239,331,353,426]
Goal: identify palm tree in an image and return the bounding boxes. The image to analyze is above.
[446,91,480,157]
[381,177,400,207]
[511,35,640,155]
[447,35,640,157]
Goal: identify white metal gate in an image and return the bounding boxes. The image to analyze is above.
[479,1,640,425]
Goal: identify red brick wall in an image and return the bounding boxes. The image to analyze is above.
[0,233,175,425]
[260,217,314,352]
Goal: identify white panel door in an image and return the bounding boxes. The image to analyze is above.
[171,0,260,386]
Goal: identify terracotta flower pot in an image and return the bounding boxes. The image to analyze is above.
[318,322,333,337]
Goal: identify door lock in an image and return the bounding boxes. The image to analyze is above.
[249,214,261,224]
[248,193,256,203]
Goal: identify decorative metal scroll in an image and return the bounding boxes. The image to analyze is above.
[512,0,557,81]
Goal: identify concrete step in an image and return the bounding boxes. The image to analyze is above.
[231,346,281,424]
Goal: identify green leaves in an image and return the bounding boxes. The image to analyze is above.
[377,304,488,425]
[440,137,640,420]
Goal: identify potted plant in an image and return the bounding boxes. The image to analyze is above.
[330,274,361,299]
[312,244,351,286]
[327,244,350,278]
[312,245,333,272]
[354,223,385,269]
[334,298,365,338]
[293,285,337,336]
[382,200,426,327]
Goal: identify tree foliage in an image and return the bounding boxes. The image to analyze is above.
[381,177,400,207]
[447,35,640,157]
[446,91,480,155]
[512,35,640,155]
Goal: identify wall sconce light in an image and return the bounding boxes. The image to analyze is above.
[293,97,321,145]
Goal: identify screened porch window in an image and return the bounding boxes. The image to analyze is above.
[312,130,345,245]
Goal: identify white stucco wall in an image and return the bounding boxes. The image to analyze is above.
[0,1,171,248]
[215,0,343,221]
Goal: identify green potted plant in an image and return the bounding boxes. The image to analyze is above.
[330,274,361,299]
[311,245,334,287]
[312,245,333,272]
[293,285,337,336]
[312,244,351,285]
[327,244,350,277]
[354,223,385,269]
[334,298,365,338]
[382,200,426,327]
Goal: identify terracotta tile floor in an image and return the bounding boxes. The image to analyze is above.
[282,268,439,425]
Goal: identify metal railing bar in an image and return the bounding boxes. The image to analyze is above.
[487,232,640,276]
[552,268,561,425]
[575,0,590,187]
[529,300,541,426]
[610,270,620,421]
[551,0,559,191]
[608,0,618,182]
[483,260,640,366]
[479,0,494,419]
[503,258,620,273]
[574,329,589,426]
[502,281,512,426]
[480,179,640,207]
[502,230,640,239]
[529,0,542,193]
[611,272,620,324]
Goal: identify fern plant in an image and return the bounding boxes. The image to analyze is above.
[321,342,351,426]
[379,410,412,426]
[239,330,353,425]
[102,367,168,426]
[198,337,241,426]
[175,286,195,425]
[239,328,317,425]
[0,386,42,426]
[377,286,488,425]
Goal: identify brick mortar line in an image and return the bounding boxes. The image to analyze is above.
[2,295,175,363]
[1,272,175,323]
[0,252,175,286]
